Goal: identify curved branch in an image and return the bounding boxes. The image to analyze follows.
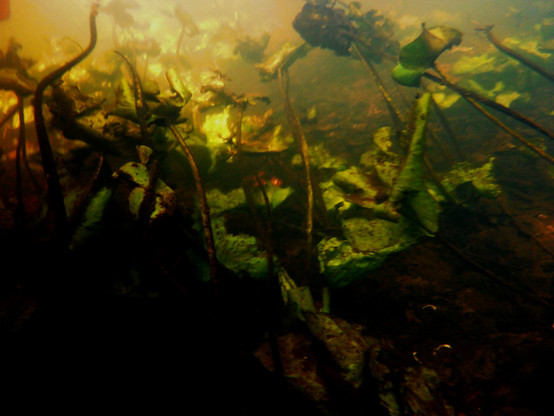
[33,1,99,240]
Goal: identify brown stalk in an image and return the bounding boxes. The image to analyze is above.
[234,101,284,379]
[476,25,554,83]
[33,1,99,241]
[423,70,554,141]
[14,96,25,224]
[433,67,554,165]
[278,68,314,282]
[169,125,218,293]
[351,41,403,131]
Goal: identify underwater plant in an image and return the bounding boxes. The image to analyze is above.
[476,24,554,83]
[392,24,462,87]
[33,1,99,242]
[2,4,554,415]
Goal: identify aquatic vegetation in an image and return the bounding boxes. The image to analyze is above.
[113,155,176,222]
[33,1,99,241]
[392,24,462,87]
[2,2,554,414]
[476,25,554,82]
[318,93,439,287]
[441,157,501,199]
[211,216,273,280]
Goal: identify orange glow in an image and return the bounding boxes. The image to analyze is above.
[270,176,282,187]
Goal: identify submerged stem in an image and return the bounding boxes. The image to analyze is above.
[235,102,284,379]
[427,88,464,158]
[476,25,554,83]
[278,68,314,283]
[423,70,554,141]
[169,125,218,293]
[466,96,554,165]
[351,41,403,131]
[433,67,554,165]
[14,96,25,224]
[33,1,99,241]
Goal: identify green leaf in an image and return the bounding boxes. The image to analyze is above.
[393,25,462,87]
[392,63,425,87]
[399,25,463,69]
[70,186,114,249]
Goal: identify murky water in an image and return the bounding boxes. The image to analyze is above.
[1,1,554,414]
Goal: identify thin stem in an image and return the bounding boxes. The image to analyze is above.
[351,41,403,132]
[278,68,314,283]
[476,25,554,82]
[14,96,25,224]
[169,125,218,293]
[234,102,284,379]
[427,87,464,158]
[33,1,99,241]
[466,96,554,165]
[176,27,185,58]
[423,70,554,141]
[433,66,554,165]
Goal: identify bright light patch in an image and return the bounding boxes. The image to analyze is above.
[202,106,232,146]
[11,105,35,129]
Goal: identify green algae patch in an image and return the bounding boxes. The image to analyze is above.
[441,157,501,199]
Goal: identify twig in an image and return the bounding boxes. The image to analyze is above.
[33,1,99,241]
[476,25,554,82]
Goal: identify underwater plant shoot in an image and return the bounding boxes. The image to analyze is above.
[1,0,554,414]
